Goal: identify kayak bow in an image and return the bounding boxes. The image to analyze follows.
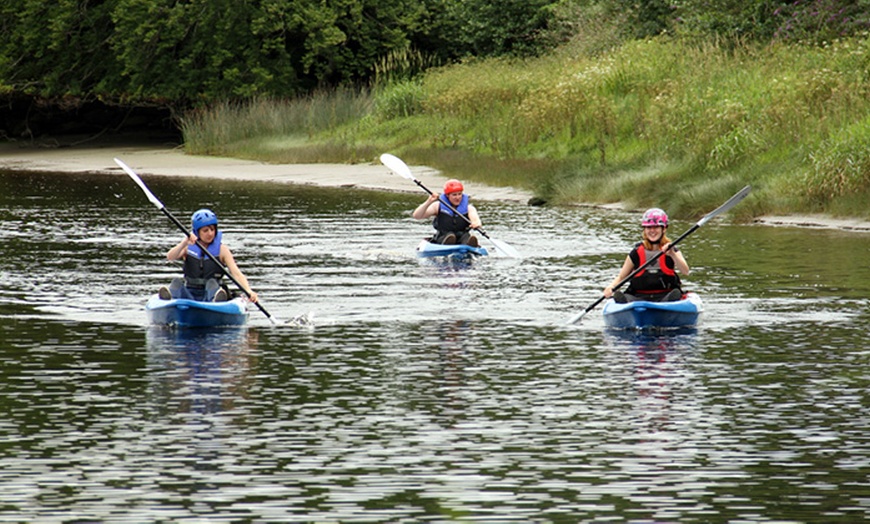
[416,239,489,259]
[602,292,703,330]
[146,295,249,328]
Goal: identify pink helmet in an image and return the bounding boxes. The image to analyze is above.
[443,179,464,194]
[641,208,668,227]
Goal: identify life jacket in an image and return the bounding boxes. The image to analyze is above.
[183,231,224,288]
[625,242,682,296]
[432,194,471,235]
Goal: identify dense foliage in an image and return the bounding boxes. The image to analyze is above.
[0,0,421,105]
[0,0,559,108]
[2,0,869,111]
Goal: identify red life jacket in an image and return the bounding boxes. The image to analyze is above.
[626,243,681,296]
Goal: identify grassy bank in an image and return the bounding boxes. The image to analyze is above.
[181,36,870,221]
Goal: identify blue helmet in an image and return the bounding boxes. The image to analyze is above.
[191,208,218,236]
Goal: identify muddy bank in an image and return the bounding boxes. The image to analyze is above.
[3,141,869,231]
[0,142,532,203]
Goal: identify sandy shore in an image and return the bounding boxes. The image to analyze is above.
[753,214,870,231]
[3,142,869,231]
[0,142,532,203]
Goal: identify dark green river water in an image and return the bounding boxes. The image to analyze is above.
[1,169,869,523]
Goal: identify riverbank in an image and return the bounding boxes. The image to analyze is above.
[2,141,870,231]
[0,141,531,203]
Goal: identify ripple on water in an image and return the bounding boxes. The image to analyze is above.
[2,172,870,521]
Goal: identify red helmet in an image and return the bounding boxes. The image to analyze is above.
[443,179,464,194]
[641,208,668,227]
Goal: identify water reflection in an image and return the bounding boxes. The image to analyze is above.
[598,329,752,521]
[145,327,259,417]
[414,320,474,426]
[417,254,479,272]
[604,329,699,434]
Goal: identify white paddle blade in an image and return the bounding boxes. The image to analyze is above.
[697,185,751,227]
[490,237,521,258]
[114,158,165,209]
[566,311,586,325]
[380,153,415,181]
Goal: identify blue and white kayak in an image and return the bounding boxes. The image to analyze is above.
[602,292,703,330]
[416,239,488,259]
[145,295,249,328]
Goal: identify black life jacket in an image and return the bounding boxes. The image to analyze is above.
[432,194,471,235]
[183,231,224,288]
[625,242,682,296]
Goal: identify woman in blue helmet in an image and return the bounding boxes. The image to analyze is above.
[158,209,259,303]
[602,208,690,303]
[412,179,482,246]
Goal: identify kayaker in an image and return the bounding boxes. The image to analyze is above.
[602,208,690,303]
[412,179,482,246]
[157,208,259,303]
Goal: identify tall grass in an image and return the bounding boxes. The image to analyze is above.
[181,35,870,220]
[180,88,373,162]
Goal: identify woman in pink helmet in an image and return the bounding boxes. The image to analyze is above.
[602,208,690,303]
[412,179,482,246]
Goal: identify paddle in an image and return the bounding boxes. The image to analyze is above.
[114,157,279,325]
[566,184,752,325]
[379,153,521,258]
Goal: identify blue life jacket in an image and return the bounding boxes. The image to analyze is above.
[183,231,224,288]
[433,194,471,235]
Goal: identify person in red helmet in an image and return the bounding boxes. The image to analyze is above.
[412,179,482,246]
[602,208,690,303]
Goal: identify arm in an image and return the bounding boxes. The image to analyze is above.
[467,204,482,230]
[664,243,690,275]
[220,245,259,303]
[603,256,635,297]
[166,233,196,261]
[412,194,440,220]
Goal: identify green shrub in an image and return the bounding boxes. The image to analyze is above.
[805,116,870,202]
[372,80,425,120]
[184,32,870,220]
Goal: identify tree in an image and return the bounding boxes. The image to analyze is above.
[671,0,785,40]
[0,0,119,99]
[427,0,557,59]
[1,0,422,107]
